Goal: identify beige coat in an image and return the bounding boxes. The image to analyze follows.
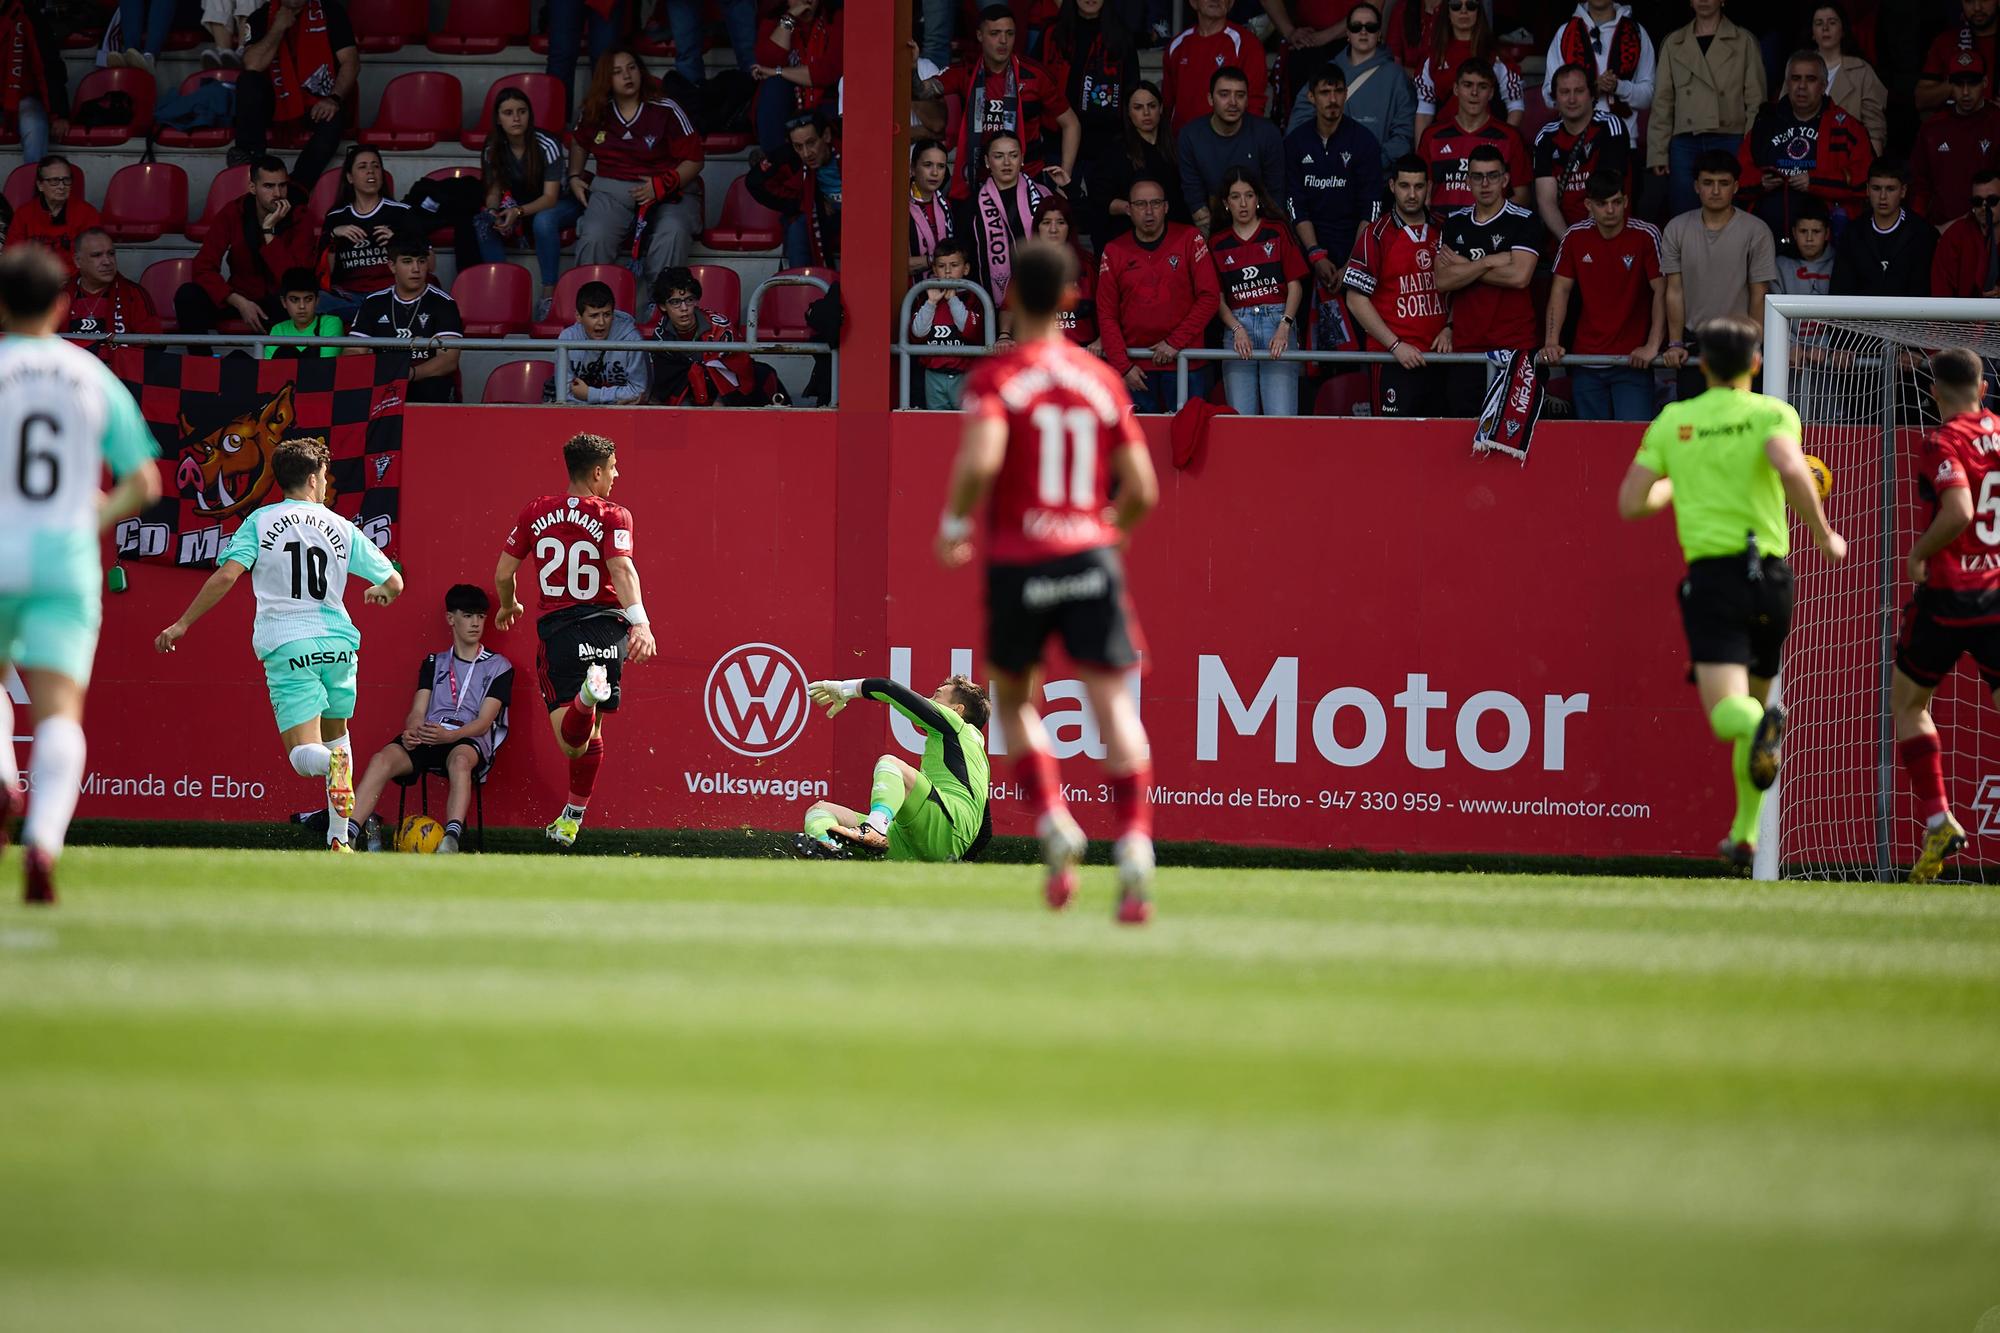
[1647,16,1768,167]
[1825,53,1889,153]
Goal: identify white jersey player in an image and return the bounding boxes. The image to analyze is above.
[156,437,404,850]
[0,247,163,904]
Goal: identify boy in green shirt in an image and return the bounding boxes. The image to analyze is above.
[263,268,344,359]
[1618,313,1848,870]
[799,675,993,862]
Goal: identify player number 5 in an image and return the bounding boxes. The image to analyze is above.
[1976,473,2000,547]
[1032,404,1098,509]
[536,535,601,600]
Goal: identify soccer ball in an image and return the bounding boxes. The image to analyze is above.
[396,815,444,854]
[1802,454,1833,503]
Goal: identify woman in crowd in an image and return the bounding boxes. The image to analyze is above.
[319,145,409,322]
[909,138,954,279]
[569,47,706,298]
[1208,167,1306,417]
[951,131,1045,335]
[475,87,583,319]
[1039,0,1140,145]
[1081,80,1186,252]
[1033,196,1098,350]
[1807,2,1886,153]
[1411,0,1522,136]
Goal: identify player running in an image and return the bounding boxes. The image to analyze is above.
[798,675,993,862]
[494,432,656,848]
[1891,348,2000,882]
[1617,313,1847,871]
[156,438,403,852]
[937,239,1161,923]
[0,247,162,903]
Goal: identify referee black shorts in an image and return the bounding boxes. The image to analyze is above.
[1678,554,1794,680]
[1896,591,2000,690]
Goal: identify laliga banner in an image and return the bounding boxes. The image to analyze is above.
[79,408,1733,858]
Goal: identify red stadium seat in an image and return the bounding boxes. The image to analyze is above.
[462,72,568,150]
[700,177,783,251]
[62,26,99,48]
[452,263,535,336]
[701,130,753,153]
[63,67,155,146]
[482,359,555,403]
[1312,370,1375,418]
[99,161,189,243]
[156,69,237,148]
[686,263,743,325]
[750,268,833,342]
[186,165,250,242]
[362,71,464,150]
[348,0,427,51]
[531,264,637,337]
[141,257,195,333]
[304,165,398,230]
[427,0,529,55]
[164,27,203,50]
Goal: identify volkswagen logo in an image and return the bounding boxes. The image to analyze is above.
[704,643,810,757]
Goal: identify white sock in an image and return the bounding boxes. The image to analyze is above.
[289,743,331,778]
[1927,811,1953,829]
[324,734,354,844]
[0,690,19,797]
[23,717,85,856]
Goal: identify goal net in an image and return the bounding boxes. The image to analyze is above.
[1761,297,2000,883]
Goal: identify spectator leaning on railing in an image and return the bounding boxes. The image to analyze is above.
[1032,198,1097,349]
[570,48,706,302]
[1096,174,1221,411]
[319,145,411,322]
[1540,169,1662,422]
[1647,0,1763,221]
[65,229,160,344]
[1532,62,1632,237]
[553,280,650,405]
[1344,154,1449,417]
[6,156,99,276]
[912,239,986,409]
[1209,167,1307,417]
[1931,170,2000,297]
[1433,141,1540,417]
[177,155,317,336]
[649,267,790,406]
[230,0,359,190]
[1180,66,1288,232]
[348,236,463,403]
[1660,149,1775,401]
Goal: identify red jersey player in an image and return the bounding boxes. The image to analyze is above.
[1344,156,1448,417]
[1894,348,2000,882]
[493,432,657,848]
[937,239,1162,923]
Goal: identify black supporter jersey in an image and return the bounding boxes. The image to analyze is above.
[1440,202,1542,352]
[320,198,414,293]
[352,283,464,401]
[1531,113,1631,227]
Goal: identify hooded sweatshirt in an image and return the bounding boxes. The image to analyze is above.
[558,311,651,404]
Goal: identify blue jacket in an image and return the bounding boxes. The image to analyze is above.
[1283,116,1385,271]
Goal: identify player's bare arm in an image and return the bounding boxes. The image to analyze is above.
[1615,462,1673,521]
[364,570,404,607]
[605,555,656,664]
[1765,434,1847,563]
[1907,485,1973,584]
[493,553,525,631]
[937,415,1007,568]
[154,559,249,652]
[98,463,162,532]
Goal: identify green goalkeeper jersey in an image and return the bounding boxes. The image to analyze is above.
[859,678,992,860]
[1634,386,1801,563]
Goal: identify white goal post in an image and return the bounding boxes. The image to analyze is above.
[1757,296,2000,882]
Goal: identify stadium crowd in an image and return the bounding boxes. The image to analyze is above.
[4,0,1999,415]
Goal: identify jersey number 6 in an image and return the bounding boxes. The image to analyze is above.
[16,413,61,502]
[537,535,601,600]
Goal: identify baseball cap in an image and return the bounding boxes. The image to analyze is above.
[1949,49,1988,80]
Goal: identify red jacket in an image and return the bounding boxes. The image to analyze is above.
[6,198,102,276]
[1160,22,1268,131]
[1932,214,2000,297]
[755,11,842,114]
[1096,223,1221,374]
[66,274,161,341]
[193,198,318,306]
[1912,102,2000,225]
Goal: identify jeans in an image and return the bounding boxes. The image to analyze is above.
[1127,364,1210,412]
[1667,132,1743,219]
[783,214,814,268]
[754,75,798,153]
[118,0,174,54]
[234,70,344,187]
[16,98,49,163]
[474,196,585,286]
[923,368,965,409]
[918,0,955,67]
[546,0,626,115]
[1570,365,1654,421]
[1219,305,1301,416]
[667,0,756,83]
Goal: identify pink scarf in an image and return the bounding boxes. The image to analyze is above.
[910,190,950,260]
[974,174,1041,303]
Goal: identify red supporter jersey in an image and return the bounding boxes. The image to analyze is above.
[1208,221,1308,310]
[1919,408,2000,621]
[964,337,1146,565]
[1552,219,1661,354]
[1342,214,1447,347]
[502,493,637,616]
[1160,22,1268,129]
[1417,118,1531,214]
[582,98,703,182]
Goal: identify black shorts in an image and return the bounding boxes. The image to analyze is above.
[1378,362,1445,418]
[535,606,628,713]
[1896,592,2000,689]
[1678,554,1795,678]
[986,547,1143,676]
[395,737,486,776]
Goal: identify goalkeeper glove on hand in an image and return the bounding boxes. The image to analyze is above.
[808,679,859,717]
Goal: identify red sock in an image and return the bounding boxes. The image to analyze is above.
[566,737,604,808]
[1014,746,1064,819]
[1109,768,1153,841]
[1899,732,1949,822]
[559,697,596,750]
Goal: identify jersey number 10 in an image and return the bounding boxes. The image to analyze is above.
[284,541,329,600]
[1032,404,1098,508]
[537,536,600,600]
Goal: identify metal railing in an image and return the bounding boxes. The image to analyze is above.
[890,279,1000,409]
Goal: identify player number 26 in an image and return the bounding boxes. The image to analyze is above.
[1031,404,1098,509]
[536,535,600,600]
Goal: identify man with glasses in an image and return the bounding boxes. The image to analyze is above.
[1919,0,2000,115]
[1931,171,2000,298]
[1096,176,1220,412]
[7,157,100,276]
[1914,51,2000,223]
[1416,60,1530,216]
[649,267,788,406]
[1286,1,1414,171]
[1435,142,1541,418]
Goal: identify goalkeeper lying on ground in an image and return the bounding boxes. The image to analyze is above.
[799,675,993,862]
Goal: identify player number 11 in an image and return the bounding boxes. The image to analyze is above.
[1032,404,1098,509]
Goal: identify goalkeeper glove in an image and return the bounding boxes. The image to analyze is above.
[807,679,861,717]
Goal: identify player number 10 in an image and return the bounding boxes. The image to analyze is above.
[1032,404,1098,508]
[536,535,600,600]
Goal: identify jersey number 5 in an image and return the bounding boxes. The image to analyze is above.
[1032,404,1098,508]
[1978,473,2000,546]
[536,535,600,599]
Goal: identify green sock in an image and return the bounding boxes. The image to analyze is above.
[1709,696,1765,846]
[869,758,906,830]
[803,805,838,842]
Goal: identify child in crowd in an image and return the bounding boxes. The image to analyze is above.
[911,240,984,410]
[263,268,344,359]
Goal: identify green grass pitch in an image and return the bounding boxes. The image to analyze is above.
[2,848,1998,1332]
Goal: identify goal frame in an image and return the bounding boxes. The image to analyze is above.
[1755,296,2000,881]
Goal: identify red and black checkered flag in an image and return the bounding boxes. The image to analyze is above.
[109,348,410,569]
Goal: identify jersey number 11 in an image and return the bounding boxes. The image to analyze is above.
[1032,404,1098,508]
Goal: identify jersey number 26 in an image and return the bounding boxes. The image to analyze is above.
[537,536,600,599]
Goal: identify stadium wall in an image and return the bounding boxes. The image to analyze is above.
[65,408,1729,857]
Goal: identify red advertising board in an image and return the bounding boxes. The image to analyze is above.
[48,407,1746,858]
